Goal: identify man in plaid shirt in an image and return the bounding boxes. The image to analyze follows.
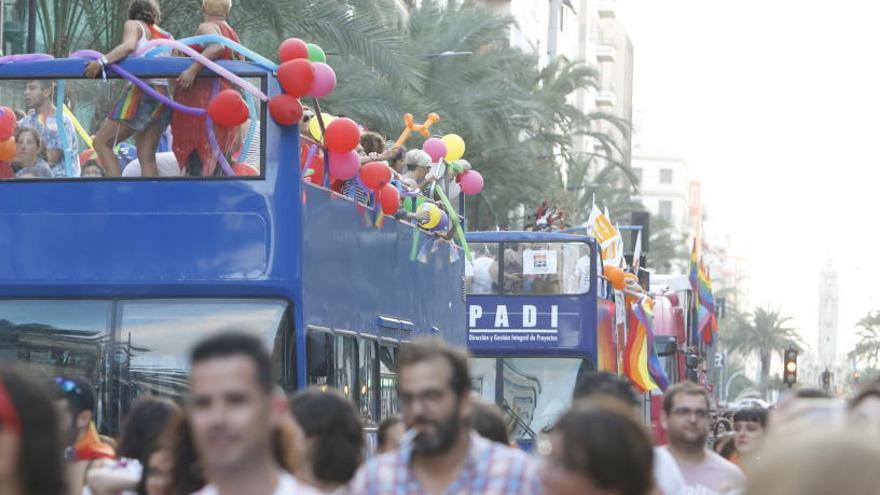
[349,339,541,494]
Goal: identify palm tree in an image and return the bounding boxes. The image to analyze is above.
[850,311,880,367]
[722,307,803,398]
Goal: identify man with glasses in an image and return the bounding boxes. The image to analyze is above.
[350,338,540,494]
[659,382,745,494]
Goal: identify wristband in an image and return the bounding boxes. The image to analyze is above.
[98,56,109,66]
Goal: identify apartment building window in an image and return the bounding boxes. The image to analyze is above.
[659,200,673,221]
[632,168,642,185]
[660,168,673,184]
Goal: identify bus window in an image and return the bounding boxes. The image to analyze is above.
[465,243,499,295]
[379,344,398,419]
[358,338,377,427]
[335,334,357,402]
[0,76,265,179]
[0,300,112,430]
[115,299,288,411]
[307,330,333,388]
[500,242,592,296]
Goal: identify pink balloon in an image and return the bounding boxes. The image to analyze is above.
[308,62,337,98]
[422,138,447,163]
[459,170,484,195]
[328,150,359,180]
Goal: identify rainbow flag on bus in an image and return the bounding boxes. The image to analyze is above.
[624,298,669,393]
[697,260,718,345]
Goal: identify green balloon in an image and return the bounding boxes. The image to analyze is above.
[307,43,326,63]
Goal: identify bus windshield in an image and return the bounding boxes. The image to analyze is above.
[0,298,290,432]
[466,241,592,296]
[471,357,588,440]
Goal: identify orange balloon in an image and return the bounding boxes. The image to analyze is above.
[603,265,627,290]
[0,137,16,161]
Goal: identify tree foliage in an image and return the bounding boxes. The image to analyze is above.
[722,307,803,398]
[850,311,880,368]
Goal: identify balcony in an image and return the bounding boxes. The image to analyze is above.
[596,90,617,107]
[598,0,617,18]
[596,44,616,63]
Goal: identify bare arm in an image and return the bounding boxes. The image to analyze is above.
[178,22,225,88]
[84,21,141,78]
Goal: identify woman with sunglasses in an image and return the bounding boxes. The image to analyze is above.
[0,363,66,494]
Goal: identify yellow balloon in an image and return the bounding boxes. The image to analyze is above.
[442,134,465,161]
[419,203,442,230]
[309,113,335,141]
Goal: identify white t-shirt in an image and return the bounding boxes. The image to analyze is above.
[122,151,181,177]
[658,446,746,495]
[470,255,495,294]
[654,446,686,495]
[193,472,322,495]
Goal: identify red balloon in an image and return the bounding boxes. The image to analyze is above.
[378,184,401,215]
[324,118,361,153]
[359,161,392,191]
[278,59,315,97]
[0,137,16,161]
[208,89,249,127]
[0,107,15,142]
[232,163,259,176]
[268,94,303,126]
[278,38,309,63]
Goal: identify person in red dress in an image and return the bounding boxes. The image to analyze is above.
[172,0,241,176]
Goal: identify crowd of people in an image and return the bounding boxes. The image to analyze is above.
[4,330,880,495]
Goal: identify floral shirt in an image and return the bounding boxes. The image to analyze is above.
[18,109,80,177]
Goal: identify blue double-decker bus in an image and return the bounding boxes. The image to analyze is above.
[464,231,616,447]
[0,55,465,433]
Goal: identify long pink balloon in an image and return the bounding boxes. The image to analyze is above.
[72,50,206,116]
[0,53,54,63]
[132,38,266,101]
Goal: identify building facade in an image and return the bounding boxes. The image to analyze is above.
[630,151,692,237]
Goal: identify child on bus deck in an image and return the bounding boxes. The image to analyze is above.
[172,0,242,177]
[84,0,174,177]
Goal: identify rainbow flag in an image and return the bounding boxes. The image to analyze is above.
[639,298,671,390]
[597,299,617,373]
[697,261,718,345]
[624,298,664,393]
[688,238,700,346]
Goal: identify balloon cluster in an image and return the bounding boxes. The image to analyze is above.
[419,133,483,196]
[0,107,16,161]
[269,38,337,127]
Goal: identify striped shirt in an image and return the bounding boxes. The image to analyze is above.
[349,433,541,495]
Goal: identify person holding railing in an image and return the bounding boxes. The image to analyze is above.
[84,0,173,177]
[172,0,242,176]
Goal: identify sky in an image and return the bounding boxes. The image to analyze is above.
[617,0,880,357]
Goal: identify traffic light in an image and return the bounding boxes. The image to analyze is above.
[783,347,798,386]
